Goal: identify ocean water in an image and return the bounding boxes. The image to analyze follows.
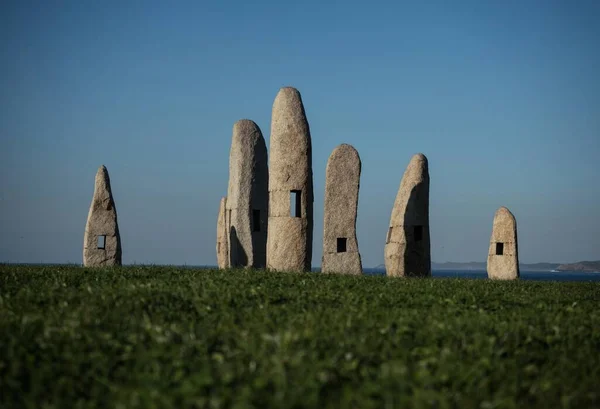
[362,268,600,282]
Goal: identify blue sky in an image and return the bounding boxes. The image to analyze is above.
[1,0,599,267]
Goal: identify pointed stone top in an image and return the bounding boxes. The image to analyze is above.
[96,165,110,181]
[410,153,428,166]
[273,87,306,116]
[96,165,109,179]
[402,153,429,184]
[92,163,113,197]
[494,206,516,221]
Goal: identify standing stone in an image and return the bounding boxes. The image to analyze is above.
[267,87,314,272]
[486,206,520,280]
[384,153,431,277]
[216,196,229,269]
[83,165,122,267]
[321,144,363,275]
[225,119,268,268]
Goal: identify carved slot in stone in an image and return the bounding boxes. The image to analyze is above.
[496,242,504,255]
[337,238,347,253]
[97,235,106,249]
[290,190,301,218]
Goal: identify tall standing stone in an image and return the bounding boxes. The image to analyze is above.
[384,153,431,277]
[321,144,363,275]
[267,87,314,272]
[83,165,122,267]
[486,206,520,280]
[225,119,268,268]
[216,196,229,269]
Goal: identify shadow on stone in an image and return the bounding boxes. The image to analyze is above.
[229,226,248,267]
[402,183,431,277]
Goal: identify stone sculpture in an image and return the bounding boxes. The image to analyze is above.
[384,153,431,277]
[83,165,122,267]
[266,87,314,272]
[321,144,363,274]
[216,196,229,269]
[225,119,268,268]
[486,206,520,280]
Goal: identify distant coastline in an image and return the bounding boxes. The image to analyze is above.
[373,260,600,272]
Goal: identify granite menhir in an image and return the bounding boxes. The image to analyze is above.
[486,206,520,280]
[321,144,363,275]
[225,119,268,268]
[266,87,314,272]
[83,165,122,267]
[384,154,431,277]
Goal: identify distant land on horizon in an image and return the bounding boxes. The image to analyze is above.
[3,261,600,272]
[373,260,600,272]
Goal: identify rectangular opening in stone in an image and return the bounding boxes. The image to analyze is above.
[252,209,260,232]
[290,190,301,218]
[414,225,423,242]
[337,238,347,253]
[386,227,393,244]
[97,235,106,250]
[496,242,504,255]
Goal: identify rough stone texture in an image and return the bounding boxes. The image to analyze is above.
[83,165,122,267]
[321,144,363,275]
[225,119,268,268]
[384,154,431,277]
[267,87,314,272]
[216,196,229,269]
[486,206,520,280]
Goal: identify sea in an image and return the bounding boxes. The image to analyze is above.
[360,268,600,282]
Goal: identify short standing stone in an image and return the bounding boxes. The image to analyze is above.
[216,196,229,269]
[384,153,431,277]
[226,119,268,268]
[321,144,363,275]
[486,206,520,280]
[83,165,122,267]
[266,87,314,272]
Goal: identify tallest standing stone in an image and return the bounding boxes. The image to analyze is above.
[83,165,122,267]
[267,87,314,272]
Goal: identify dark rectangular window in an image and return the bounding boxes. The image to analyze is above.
[253,209,261,232]
[290,190,301,218]
[414,226,423,242]
[496,242,504,255]
[386,227,393,244]
[337,238,347,253]
[97,235,106,249]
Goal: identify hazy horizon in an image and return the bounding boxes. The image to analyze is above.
[1,1,599,267]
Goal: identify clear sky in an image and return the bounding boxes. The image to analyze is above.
[1,0,599,267]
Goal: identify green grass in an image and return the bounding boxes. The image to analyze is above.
[1,265,599,409]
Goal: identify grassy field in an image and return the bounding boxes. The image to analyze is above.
[1,265,599,409]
